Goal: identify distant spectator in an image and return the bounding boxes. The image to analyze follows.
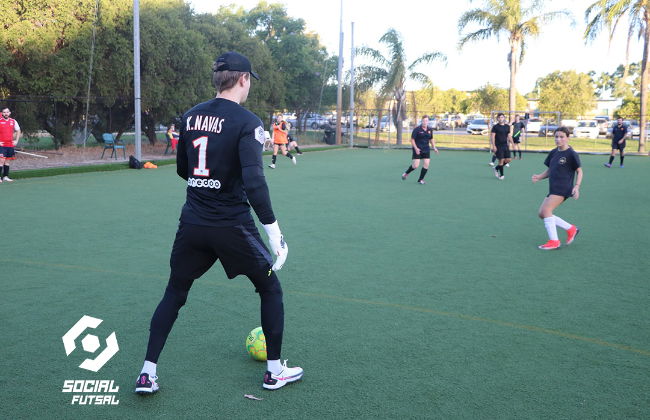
[167,124,179,153]
[0,107,21,183]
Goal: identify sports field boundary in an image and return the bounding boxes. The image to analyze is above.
[11,145,347,179]
[362,144,650,156]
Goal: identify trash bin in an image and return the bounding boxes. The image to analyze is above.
[323,124,335,145]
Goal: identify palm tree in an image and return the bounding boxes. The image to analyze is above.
[356,28,446,145]
[458,0,570,118]
[585,0,650,153]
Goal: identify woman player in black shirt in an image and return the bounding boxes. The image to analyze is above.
[401,115,439,184]
[532,127,583,250]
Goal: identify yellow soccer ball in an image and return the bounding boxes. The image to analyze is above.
[246,327,267,361]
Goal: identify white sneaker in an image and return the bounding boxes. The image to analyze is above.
[499,175,505,180]
[263,360,303,390]
[291,156,297,165]
[2,176,13,182]
[493,168,499,178]
[268,164,276,169]
[135,373,159,394]
[488,162,495,166]
[505,163,510,168]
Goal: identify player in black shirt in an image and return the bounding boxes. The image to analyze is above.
[511,114,525,159]
[401,115,439,184]
[532,127,583,250]
[604,117,628,168]
[135,52,303,394]
[490,113,512,179]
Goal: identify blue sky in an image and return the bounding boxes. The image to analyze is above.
[188,0,642,95]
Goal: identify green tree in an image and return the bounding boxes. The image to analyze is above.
[617,96,640,117]
[468,83,527,114]
[585,0,650,152]
[241,2,334,129]
[535,70,595,117]
[458,0,570,116]
[356,28,446,144]
[590,62,641,98]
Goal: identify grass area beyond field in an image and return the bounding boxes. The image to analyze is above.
[1,149,649,419]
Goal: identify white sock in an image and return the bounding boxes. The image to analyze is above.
[543,217,558,241]
[554,215,572,231]
[267,359,283,375]
[141,361,157,377]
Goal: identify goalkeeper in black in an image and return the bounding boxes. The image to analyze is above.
[135,52,303,394]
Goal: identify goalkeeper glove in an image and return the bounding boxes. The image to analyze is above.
[262,221,288,271]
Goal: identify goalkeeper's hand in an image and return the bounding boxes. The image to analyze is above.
[262,221,288,271]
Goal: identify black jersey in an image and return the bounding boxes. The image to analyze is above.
[612,124,627,142]
[411,125,433,151]
[491,123,510,146]
[176,98,275,227]
[544,147,581,196]
[512,121,525,138]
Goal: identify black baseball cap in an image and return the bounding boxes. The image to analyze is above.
[214,51,259,80]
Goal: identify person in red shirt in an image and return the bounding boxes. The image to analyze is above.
[0,107,21,183]
[166,124,179,153]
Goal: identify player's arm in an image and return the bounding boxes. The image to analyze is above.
[13,121,21,146]
[410,137,419,154]
[240,124,286,271]
[489,131,496,151]
[572,167,583,199]
[430,135,439,154]
[531,168,549,183]
[176,125,188,180]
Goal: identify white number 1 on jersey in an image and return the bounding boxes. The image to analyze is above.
[192,136,210,176]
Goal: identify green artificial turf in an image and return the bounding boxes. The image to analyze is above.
[1,148,649,419]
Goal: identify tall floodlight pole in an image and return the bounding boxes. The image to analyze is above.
[335,0,344,145]
[349,22,355,148]
[133,0,142,160]
[83,0,99,153]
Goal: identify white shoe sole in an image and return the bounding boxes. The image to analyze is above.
[263,371,304,390]
[135,386,159,394]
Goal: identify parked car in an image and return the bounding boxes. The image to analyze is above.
[378,115,396,132]
[561,119,578,129]
[427,116,445,131]
[526,118,542,133]
[573,120,599,139]
[595,116,610,134]
[538,123,560,136]
[296,113,328,129]
[629,120,641,137]
[466,119,490,135]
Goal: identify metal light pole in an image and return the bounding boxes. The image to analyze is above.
[335,0,344,145]
[349,21,355,147]
[133,0,142,161]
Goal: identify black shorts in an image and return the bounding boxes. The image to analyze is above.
[612,141,626,150]
[495,145,511,160]
[548,186,573,199]
[513,136,521,144]
[0,146,16,160]
[412,149,430,159]
[169,220,273,288]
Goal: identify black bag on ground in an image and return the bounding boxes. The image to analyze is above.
[129,155,144,169]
